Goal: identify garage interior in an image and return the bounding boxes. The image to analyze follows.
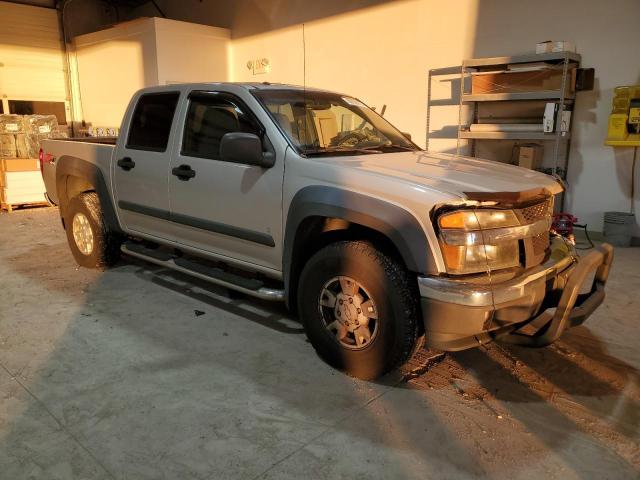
[0,0,639,478]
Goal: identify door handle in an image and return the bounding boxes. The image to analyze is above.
[172,164,196,181]
[117,157,136,171]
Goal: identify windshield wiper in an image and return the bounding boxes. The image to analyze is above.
[360,143,417,151]
[303,146,381,156]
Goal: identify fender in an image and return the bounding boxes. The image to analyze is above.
[284,186,438,294]
[55,155,122,233]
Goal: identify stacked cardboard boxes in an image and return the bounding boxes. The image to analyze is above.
[0,157,46,212]
[0,114,60,159]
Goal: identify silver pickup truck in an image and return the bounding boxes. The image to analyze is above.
[40,83,613,379]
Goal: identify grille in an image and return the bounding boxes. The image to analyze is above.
[519,199,551,223]
[532,232,550,256]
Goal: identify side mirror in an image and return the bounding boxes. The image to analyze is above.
[220,132,274,168]
[402,132,412,141]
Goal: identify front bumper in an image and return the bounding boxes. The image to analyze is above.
[418,239,614,351]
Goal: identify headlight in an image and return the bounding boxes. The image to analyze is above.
[437,209,536,274]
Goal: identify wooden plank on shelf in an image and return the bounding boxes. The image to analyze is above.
[463,91,574,102]
[0,170,45,189]
[463,51,581,68]
[1,201,49,213]
[0,158,40,172]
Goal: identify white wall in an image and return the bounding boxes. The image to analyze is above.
[226,0,640,232]
[470,0,640,232]
[68,0,640,232]
[74,18,158,127]
[154,17,229,85]
[73,18,230,128]
[230,0,478,153]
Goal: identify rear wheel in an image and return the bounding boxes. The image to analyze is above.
[298,241,420,380]
[64,192,122,268]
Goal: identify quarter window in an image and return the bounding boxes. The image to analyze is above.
[127,92,179,151]
[182,94,260,160]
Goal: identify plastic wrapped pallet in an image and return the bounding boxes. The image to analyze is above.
[22,115,58,135]
[0,115,24,134]
[16,133,49,159]
[0,134,17,158]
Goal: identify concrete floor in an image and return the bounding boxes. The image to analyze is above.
[0,207,638,479]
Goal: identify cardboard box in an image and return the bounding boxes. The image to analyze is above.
[0,158,39,172]
[513,144,543,170]
[471,69,575,96]
[536,41,576,54]
[543,103,557,132]
[543,103,572,133]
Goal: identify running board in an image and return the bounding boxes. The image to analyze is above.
[121,242,285,302]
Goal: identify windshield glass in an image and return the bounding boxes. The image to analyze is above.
[253,89,419,155]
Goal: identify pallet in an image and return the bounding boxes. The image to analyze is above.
[1,201,49,213]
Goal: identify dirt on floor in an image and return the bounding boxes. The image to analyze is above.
[0,206,639,479]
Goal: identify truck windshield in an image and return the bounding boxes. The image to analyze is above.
[253,89,419,156]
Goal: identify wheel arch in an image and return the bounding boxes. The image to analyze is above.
[284,186,437,309]
[56,156,121,233]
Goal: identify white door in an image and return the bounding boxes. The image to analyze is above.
[0,2,69,119]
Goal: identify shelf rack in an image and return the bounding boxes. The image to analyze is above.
[457,51,581,182]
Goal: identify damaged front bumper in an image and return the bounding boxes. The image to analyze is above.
[417,238,614,351]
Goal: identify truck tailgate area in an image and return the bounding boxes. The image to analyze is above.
[40,138,116,205]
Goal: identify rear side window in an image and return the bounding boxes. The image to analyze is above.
[182,93,261,160]
[127,92,179,151]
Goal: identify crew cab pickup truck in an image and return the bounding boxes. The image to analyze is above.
[40,83,614,379]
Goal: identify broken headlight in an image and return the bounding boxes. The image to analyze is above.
[437,209,522,274]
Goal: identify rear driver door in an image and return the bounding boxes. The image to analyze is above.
[113,91,181,240]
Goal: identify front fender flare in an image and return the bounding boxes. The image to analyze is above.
[284,186,438,295]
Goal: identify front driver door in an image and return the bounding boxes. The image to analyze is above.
[113,91,180,240]
[168,90,285,273]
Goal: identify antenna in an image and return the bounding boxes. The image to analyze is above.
[302,23,307,147]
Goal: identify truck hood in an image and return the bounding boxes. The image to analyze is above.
[317,150,563,200]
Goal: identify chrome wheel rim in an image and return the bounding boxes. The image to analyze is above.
[319,276,378,350]
[72,212,94,256]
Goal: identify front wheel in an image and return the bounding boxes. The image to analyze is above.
[64,192,122,268]
[298,241,420,380]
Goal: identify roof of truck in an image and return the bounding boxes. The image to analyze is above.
[239,82,333,92]
[156,82,343,95]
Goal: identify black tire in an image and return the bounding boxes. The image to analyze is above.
[64,192,122,268]
[298,241,420,380]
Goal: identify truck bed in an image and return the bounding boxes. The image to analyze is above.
[40,137,117,205]
[59,137,118,145]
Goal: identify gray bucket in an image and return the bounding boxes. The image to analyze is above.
[603,211,636,247]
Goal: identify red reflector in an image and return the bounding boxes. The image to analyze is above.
[39,148,44,174]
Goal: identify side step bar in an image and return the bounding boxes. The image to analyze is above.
[121,242,285,302]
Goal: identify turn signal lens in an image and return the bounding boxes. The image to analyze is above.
[439,211,472,229]
[438,209,519,230]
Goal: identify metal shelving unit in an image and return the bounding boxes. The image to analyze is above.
[425,65,461,152]
[459,130,570,141]
[457,51,581,181]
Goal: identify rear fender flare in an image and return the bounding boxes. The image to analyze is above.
[56,155,121,232]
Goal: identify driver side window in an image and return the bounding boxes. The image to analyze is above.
[182,95,260,160]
